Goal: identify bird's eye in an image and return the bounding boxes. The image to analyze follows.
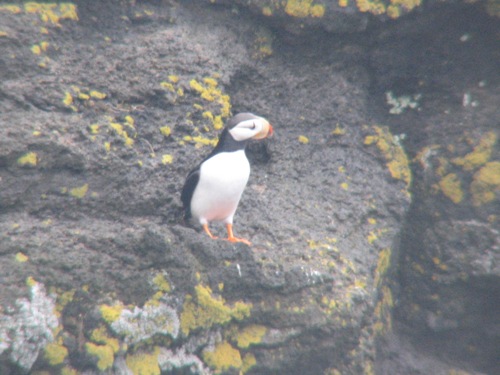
[251,122,256,130]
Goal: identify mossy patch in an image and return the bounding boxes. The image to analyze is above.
[180,284,252,336]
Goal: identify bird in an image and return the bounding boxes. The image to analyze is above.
[181,112,273,246]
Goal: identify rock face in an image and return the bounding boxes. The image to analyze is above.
[0,1,498,374]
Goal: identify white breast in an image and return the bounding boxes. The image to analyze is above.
[190,150,250,225]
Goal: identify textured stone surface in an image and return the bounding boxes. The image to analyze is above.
[0,1,498,374]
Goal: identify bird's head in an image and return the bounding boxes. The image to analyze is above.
[227,113,273,142]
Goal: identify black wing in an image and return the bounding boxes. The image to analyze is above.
[181,166,201,220]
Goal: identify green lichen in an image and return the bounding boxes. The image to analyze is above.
[17,152,38,166]
[125,347,161,375]
[438,173,464,204]
[471,161,500,206]
[180,284,252,336]
[236,325,267,349]
[202,341,242,374]
[44,342,68,365]
[85,342,114,371]
[364,126,412,190]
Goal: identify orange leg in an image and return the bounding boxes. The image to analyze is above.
[226,223,251,246]
[202,223,218,239]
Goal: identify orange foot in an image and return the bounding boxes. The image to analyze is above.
[225,223,251,246]
[202,223,218,239]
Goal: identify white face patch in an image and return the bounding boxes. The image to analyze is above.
[229,118,270,141]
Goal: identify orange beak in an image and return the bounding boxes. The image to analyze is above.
[253,121,274,140]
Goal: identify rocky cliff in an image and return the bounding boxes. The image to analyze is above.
[0,1,498,374]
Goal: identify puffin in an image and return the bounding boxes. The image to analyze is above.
[181,113,273,245]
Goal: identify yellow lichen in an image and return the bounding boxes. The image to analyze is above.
[61,366,78,375]
[44,342,68,365]
[180,284,252,336]
[78,92,90,100]
[242,353,257,373]
[168,75,179,83]
[152,273,171,293]
[262,6,273,16]
[90,90,107,100]
[69,183,88,199]
[340,182,349,190]
[285,0,325,18]
[438,173,463,204]
[100,303,124,323]
[162,154,173,165]
[31,44,42,55]
[89,124,100,134]
[298,135,309,144]
[109,122,134,146]
[338,0,349,7]
[470,161,500,206]
[24,3,78,25]
[202,341,242,374]
[90,326,120,353]
[85,342,114,371]
[367,231,378,244]
[15,252,29,263]
[364,126,412,189]
[189,78,232,119]
[452,131,497,171]
[62,92,73,106]
[160,81,175,92]
[17,152,38,166]
[125,347,161,375]
[373,286,393,335]
[0,5,22,13]
[236,325,267,348]
[374,248,391,287]
[26,276,37,287]
[160,126,171,136]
